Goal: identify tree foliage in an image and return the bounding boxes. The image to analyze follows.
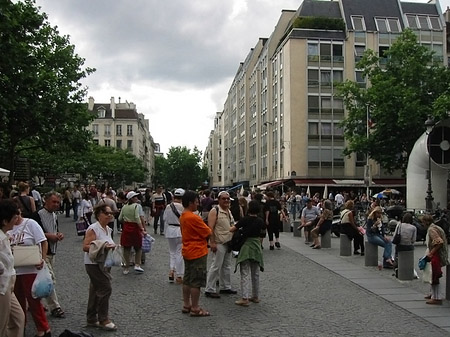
[0,0,95,183]
[155,146,207,190]
[23,144,147,186]
[337,29,450,173]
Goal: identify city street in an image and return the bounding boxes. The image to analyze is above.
[24,214,450,337]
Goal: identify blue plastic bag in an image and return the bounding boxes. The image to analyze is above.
[31,262,54,299]
[418,255,429,271]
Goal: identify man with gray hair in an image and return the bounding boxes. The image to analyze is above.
[32,191,65,318]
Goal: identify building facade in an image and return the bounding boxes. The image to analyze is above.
[206,0,447,191]
[88,96,156,185]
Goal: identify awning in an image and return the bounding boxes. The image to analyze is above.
[293,178,406,187]
[0,168,10,177]
[257,180,284,190]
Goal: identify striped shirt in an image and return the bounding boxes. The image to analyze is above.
[38,208,59,255]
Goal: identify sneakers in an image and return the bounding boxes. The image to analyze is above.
[235,299,250,307]
[134,266,144,273]
[275,242,281,249]
[269,245,275,250]
[123,269,129,275]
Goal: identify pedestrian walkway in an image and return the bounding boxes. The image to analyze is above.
[22,215,450,337]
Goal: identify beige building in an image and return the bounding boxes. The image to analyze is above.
[88,96,156,185]
[206,0,447,192]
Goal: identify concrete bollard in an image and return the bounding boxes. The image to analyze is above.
[293,220,302,237]
[340,234,352,256]
[398,250,414,280]
[283,219,291,233]
[321,230,331,248]
[365,240,378,267]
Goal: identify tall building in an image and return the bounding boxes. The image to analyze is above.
[206,0,447,192]
[88,96,156,185]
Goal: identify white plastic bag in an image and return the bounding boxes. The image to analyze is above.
[142,234,155,253]
[422,262,432,284]
[31,263,54,299]
[104,246,123,267]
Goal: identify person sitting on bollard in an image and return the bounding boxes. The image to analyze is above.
[393,213,416,262]
[310,200,333,249]
[340,200,364,256]
[421,214,449,305]
[366,206,394,268]
[299,198,320,245]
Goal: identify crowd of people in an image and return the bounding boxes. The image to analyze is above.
[0,181,448,335]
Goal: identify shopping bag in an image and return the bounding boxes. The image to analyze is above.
[31,263,54,299]
[422,262,432,284]
[104,246,123,267]
[76,218,89,236]
[142,234,155,253]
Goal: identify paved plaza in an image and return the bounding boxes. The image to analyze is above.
[23,215,450,337]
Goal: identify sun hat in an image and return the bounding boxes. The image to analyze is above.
[174,188,185,197]
[126,191,139,200]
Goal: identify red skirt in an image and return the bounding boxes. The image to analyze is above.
[120,222,143,247]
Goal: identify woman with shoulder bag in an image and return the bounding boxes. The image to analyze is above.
[340,200,364,256]
[7,200,51,337]
[0,200,25,337]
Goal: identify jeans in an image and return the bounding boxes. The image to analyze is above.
[239,260,260,299]
[73,201,79,220]
[205,243,232,293]
[153,209,165,234]
[367,234,392,262]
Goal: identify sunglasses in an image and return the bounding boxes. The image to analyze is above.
[220,197,230,201]
[103,211,114,215]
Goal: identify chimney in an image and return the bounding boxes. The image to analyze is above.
[110,97,115,119]
[88,96,94,111]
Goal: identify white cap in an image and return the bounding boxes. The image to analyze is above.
[174,188,185,197]
[126,191,139,200]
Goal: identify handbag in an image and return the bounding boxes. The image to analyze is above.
[392,223,401,245]
[357,226,366,235]
[76,217,89,236]
[11,220,41,267]
[142,234,155,253]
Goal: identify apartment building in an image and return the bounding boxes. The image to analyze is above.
[206,0,446,191]
[88,96,156,184]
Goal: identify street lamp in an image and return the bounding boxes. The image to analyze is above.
[425,115,435,214]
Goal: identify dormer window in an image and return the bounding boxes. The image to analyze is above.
[351,16,366,31]
[98,108,106,118]
[375,17,401,33]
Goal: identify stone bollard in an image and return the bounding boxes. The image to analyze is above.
[321,230,331,248]
[398,250,414,280]
[283,219,291,233]
[364,240,378,267]
[293,220,302,237]
[340,234,352,256]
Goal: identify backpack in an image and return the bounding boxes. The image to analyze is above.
[229,227,246,252]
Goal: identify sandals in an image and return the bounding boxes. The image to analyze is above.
[190,308,210,317]
[86,321,100,328]
[176,277,183,284]
[51,307,65,318]
[181,306,191,314]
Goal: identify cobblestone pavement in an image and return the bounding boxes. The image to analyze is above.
[23,215,450,337]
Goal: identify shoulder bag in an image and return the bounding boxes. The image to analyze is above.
[11,220,42,267]
[392,223,401,245]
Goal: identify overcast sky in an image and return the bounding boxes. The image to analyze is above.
[34,0,450,155]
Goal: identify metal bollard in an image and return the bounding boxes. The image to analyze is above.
[365,240,378,266]
[398,250,414,280]
[293,220,302,237]
[340,234,352,256]
[321,230,331,248]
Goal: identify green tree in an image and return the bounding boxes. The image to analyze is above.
[23,144,147,186]
[337,29,450,173]
[155,146,207,190]
[0,0,95,183]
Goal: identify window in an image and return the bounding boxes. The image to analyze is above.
[308,122,319,136]
[104,139,111,147]
[333,70,343,83]
[308,43,319,61]
[93,139,99,145]
[308,96,319,113]
[92,124,98,135]
[116,140,122,149]
[104,125,110,136]
[308,69,319,86]
[127,125,133,136]
[356,71,366,87]
[321,97,332,112]
[429,16,441,30]
[97,108,106,118]
[321,122,332,137]
[116,125,122,136]
[406,15,418,29]
[418,16,429,30]
[320,44,331,61]
[376,18,388,33]
[333,44,343,62]
[376,17,401,33]
[351,16,365,31]
[127,140,133,150]
[333,123,344,137]
[333,148,344,167]
[356,152,366,167]
[320,70,331,87]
